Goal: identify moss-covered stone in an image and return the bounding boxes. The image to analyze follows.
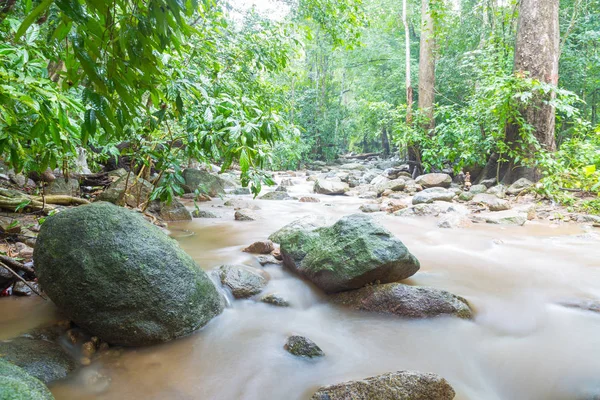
[96,174,154,208]
[0,338,77,384]
[219,265,268,299]
[311,370,456,400]
[33,202,223,346]
[182,169,226,197]
[284,335,324,358]
[0,359,54,400]
[272,214,420,293]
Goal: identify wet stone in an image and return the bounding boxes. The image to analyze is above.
[284,335,324,358]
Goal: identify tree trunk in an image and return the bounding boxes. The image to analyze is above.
[381,126,390,156]
[418,0,435,127]
[480,0,559,184]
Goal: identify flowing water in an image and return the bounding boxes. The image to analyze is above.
[2,177,600,399]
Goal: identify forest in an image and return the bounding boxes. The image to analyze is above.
[1,1,600,400]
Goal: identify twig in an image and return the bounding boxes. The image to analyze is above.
[0,261,47,300]
[0,255,34,276]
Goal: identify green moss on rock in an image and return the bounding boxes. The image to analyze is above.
[0,359,54,400]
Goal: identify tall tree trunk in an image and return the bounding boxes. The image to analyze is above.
[381,126,390,156]
[403,0,420,175]
[481,0,559,183]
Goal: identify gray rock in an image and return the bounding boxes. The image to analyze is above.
[506,178,533,196]
[437,214,472,229]
[314,180,349,195]
[395,203,443,217]
[486,184,507,198]
[158,199,192,221]
[415,173,452,189]
[0,359,54,400]
[339,163,367,171]
[473,193,511,211]
[469,184,487,194]
[458,191,475,201]
[480,210,527,226]
[232,187,251,195]
[269,215,325,244]
[480,178,497,188]
[97,174,153,208]
[224,199,260,210]
[192,210,219,218]
[311,370,456,400]
[330,283,472,319]
[235,209,258,221]
[359,204,380,213]
[412,188,455,205]
[272,214,420,293]
[33,202,223,346]
[284,335,324,358]
[275,186,288,192]
[46,177,79,196]
[182,169,226,197]
[219,265,268,299]
[260,191,291,200]
[0,337,77,384]
[280,178,293,187]
[299,197,320,203]
[256,255,281,266]
[12,281,38,296]
[260,293,289,307]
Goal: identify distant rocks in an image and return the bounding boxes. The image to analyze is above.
[472,193,510,211]
[314,179,349,195]
[192,209,219,218]
[284,335,324,358]
[272,214,420,293]
[359,204,380,213]
[260,191,291,200]
[413,188,455,205]
[299,197,320,203]
[235,209,258,221]
[260,294,290,307]
[330,283,472,319]
[507,178,533,196]
[311,370,456,400]
[415,173,452,189]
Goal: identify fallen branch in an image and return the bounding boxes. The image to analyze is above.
[0,255,35,276]
[31,195,90,206]
[0,261,47,300]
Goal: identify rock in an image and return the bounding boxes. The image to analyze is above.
[486,184,507,198]
[395,203,442,217]
[33,202,223,346]
[480,178,497,188]
[0,337,77,384]
[357,191,378,199]
[280,178,293,187]
[469,184,487,194]
[260,293,290,307]
[0,266,12,289]
[260,191,291,200]
[314,180,349,195]
[330,283,472,319]
[506,178,533,196]
[299,197,320,203]
[479,210,527,226]
[97,174,154,208]
[158,199,192,221]
[269,215,325,244]
[232,187,251,195]
[235,209,258,221]
[473,194,510,211]
[415,173,452,189]
[369,175,389,186]
[557,298,600,314]
[0,359,54,400]
[311,370,456,400]
[9,171,36,189]
[458,191,475,201]
[437,213,472,229]
[284,335,324,358]
[404,180,422,194]
[12,281,38,296]
[375,179,406,195]
[359,204,380,213]
[380,199,407,213]
[192,210,219,218]
[273,214,420,293]
[256,255,281,266]
[219,264,268,299]
[339,163,367,171]
[224,199,260,210]
[15,242,34,260]
[46,177,79,196]
[182,169,226,197]
[275,185,288,192]
[243,240,274,254]
[412,188,455,205]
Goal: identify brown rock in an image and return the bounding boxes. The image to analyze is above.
[243,240,274,254]
[299,197,320,203]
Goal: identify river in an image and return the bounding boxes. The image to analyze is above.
[1,176,600,399]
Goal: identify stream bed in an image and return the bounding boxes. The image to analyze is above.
[2,178,600,399]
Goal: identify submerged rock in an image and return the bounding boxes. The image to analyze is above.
[330,283,472,319]
[235,209,258,221]
[412,188,455,205]
[359,204,380,213]
[284,335,324,358]
[415,173,452,189]
[0,337,77,384]
[33,202,223,346]
[260,191,291,200]
[311,370,456,400]
[0,359,54,400]
[256,255,281,266]
[272,214,420,293]
[219,265,268,299]
[299,196,320,203]
[260,293,290,307]
[314,180,349,195]
[437,213,472,229]
[479,210,527,226]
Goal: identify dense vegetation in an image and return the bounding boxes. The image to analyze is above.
[1,0,599,210]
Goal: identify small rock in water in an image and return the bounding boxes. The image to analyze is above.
[260,293,290,307]
[192,209,219,218]
[314,179,349,195]
[284,335,324,358]
[256,255,281,266]
[299,196,320,203]
[232,187,251,195]
[243,240,274,254]
[280,178,294,187]
[235,209,258,221]
[359,204,380,213]
[412,188,455,205]
[219,264,268,299]
[330,283,472,319]
[259,191,291,200]
[275,185,288,192]
[437,214,472,229]
[311,370,456,400]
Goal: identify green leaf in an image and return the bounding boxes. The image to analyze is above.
[16,0,54,39]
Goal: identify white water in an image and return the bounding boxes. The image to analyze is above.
[3,177,600,399]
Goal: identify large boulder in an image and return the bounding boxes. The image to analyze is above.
[46,177,79,196]
[506,178,533,196]
[415,173,452,189]
[472,193,510,211]
[412,188,455,205]
[97,174,153,208]
[182,169,226,197]
[272,214,420,293]
[314,180,349,195]
[33,202,223,346]
[157,199,192,221]
[311,370,456,400]
[0,338,77,384]
[0,359,54,400]
[330,283,472,319]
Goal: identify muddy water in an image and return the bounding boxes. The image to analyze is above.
[4,178,600,399]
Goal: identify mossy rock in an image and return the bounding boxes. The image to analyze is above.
[33,202,223,346]
[272,214,420,293]
[182,169,226,197]
[0,359,54,400]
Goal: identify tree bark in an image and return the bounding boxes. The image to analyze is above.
[381,126,390,156]
[418,0,435,127]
